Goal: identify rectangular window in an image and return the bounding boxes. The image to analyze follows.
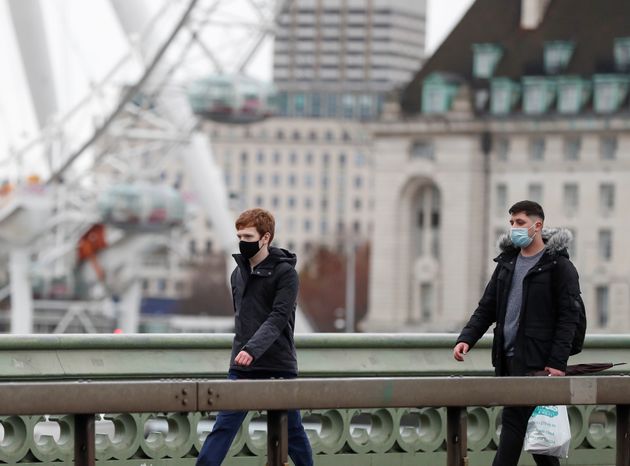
[563,183,579,214]
[594,76,630,113]
[359,94,373,118]
[563,137,581,161]
[423,86,446,114]
[472,43,503,79]
[599,184,615,214]
[598,230,612,261]
[355,152,367,167]
[327,94,338,117]
[495,138,510,161]
[528,183,543,203]
[491,78,520,115]
[311,93,322,117]
[523,78,556,114]
[496,184,508,217]
[544,41,574,74]
[410,140,435,160]
[614,37,630,71]
[557,78,590,114]
[558,82,579,113]
[600,136,618,160]
[293,93,306,116]
[422,74,459,114]
[420,283,434,322]
[595,285,609,327]
[342,94,355,118]
[528,138,545,161]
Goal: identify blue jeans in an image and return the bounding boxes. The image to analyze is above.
[196,370,313,466]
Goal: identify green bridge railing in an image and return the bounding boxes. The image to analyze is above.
[0,333,628,465]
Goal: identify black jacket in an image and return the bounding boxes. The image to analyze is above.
[229,247,299,374]
[457,228,581,376]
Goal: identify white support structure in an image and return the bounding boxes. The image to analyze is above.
[1,0,301,334]
[7,0,59,128]
[110,0,237,252]
[118,279,142,333]
[9,248,34,334]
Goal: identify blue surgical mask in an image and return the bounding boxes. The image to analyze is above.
[510,224,536,248]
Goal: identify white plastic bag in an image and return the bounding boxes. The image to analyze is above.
[524,405,571,458]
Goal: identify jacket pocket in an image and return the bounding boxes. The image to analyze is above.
[523,327,553,369]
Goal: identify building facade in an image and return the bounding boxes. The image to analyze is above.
[274,0,426,119]
[203,118,374,261]
[366,0,630,332]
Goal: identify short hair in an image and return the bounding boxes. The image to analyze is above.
[509,200,545,221]
[235,208,275,243]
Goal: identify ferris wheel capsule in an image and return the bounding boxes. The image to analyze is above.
[187,74,277,123]
[98,184,186,231]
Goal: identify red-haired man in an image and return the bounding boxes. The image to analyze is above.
[197,208,313,466]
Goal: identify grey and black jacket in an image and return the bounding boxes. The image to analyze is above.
[457,228,582,376]
[229,247,299,374]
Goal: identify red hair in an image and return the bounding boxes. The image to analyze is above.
[235,208,275,243]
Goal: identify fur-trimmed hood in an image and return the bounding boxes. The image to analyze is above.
[497,227,573,257]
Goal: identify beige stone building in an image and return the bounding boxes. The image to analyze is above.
[202,118,374,261]
[365,0,630,333]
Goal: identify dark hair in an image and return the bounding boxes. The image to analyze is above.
[508,200,545,220]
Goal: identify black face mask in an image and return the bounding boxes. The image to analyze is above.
[239,240,262,259]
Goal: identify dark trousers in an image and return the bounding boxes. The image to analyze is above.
[492,358,560,466]
[196,370,313,466]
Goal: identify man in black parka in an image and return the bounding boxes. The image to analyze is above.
[197,208,313,466]
[453,200,581,466]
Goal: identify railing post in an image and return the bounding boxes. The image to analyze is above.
[267,410,289,466]
[74,413,95,466]
[446,407,468,466]
[618,404,630,466]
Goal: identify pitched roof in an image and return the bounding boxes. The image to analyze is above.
[401,0,630,115]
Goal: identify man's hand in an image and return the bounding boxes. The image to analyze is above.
[234,350,254,366]
[453,342,470,361]
[544,366,565,376]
